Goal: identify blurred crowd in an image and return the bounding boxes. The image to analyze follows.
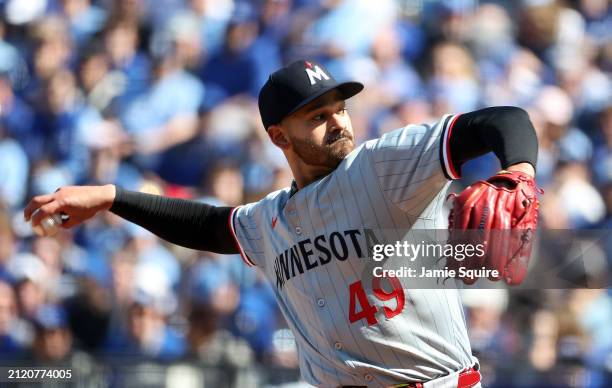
[0,0,610,386]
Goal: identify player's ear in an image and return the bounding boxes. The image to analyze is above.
[267,124,290,149]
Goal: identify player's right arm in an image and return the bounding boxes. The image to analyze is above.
[23,185,240,254]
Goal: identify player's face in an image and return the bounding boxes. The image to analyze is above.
[281,90,355,170]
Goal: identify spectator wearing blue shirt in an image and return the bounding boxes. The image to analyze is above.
[258,0,293,45]
[151,12,203,72]
[75,209,132,269]
[188,253,238,306]
[0,280,29,358]
[76,44,120,114]
[183,0,233,57]
[30,304,73,363]
[428,42,481,115]
[464,4,517,85]
[367,25,424,109]
[103,264,186,362]
[122,50,204,180]
[0,75,36,157]
[55,0,108,48]
[230,274,278,360]
[103,20,152,114]
[533,86,594,187]
[200,2,281,99]
[24,17,74,102]
[0,135,29,209]
[30,70,97,185]
[299,0,397,61]
[579,0,612,47]
[0,20,28,90]
[580,289,612,388]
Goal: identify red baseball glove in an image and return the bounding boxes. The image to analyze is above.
[447,170,542,285]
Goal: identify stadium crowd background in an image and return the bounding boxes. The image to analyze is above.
[0,0,610,386]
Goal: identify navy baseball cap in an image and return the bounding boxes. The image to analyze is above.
[258,60,364,130]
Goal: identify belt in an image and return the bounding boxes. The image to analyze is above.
[340,366,481,388]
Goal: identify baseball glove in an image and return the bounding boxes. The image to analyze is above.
[446,170,542,285]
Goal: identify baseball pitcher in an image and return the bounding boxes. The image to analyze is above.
[25,60,540,387]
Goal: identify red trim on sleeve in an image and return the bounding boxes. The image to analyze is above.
[228,207,256,267]
[445,114,462,179]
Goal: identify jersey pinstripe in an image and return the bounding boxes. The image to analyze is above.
[230,115,476,387]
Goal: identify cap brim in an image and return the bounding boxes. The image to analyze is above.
[286,81,364,118]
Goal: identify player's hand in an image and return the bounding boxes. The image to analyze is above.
[24,185,117,229]
[489,162,535,187]
[446,168,542,285]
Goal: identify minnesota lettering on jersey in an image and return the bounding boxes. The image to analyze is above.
[273,228,382,290]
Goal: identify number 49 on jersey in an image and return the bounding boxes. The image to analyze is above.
[348,276,405,326]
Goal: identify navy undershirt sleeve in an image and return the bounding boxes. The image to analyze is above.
[110,188,239,254]
[448,106,538,176]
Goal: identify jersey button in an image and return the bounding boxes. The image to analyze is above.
[316,298,325,307]
[295,226,302,235]
[364,374,373,382]
[334,342,342,350]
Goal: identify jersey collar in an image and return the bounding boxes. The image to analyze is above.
[289,180,299,198]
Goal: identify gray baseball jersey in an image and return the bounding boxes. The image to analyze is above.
[230,114,478,387]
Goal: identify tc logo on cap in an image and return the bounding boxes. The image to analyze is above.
[305,61,330,85]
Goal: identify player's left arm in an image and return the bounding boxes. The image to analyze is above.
[447,106,538,178]
[367,106,537,216]
[446,106,541,285]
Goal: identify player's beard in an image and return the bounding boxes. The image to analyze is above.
[290,130,355,169]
